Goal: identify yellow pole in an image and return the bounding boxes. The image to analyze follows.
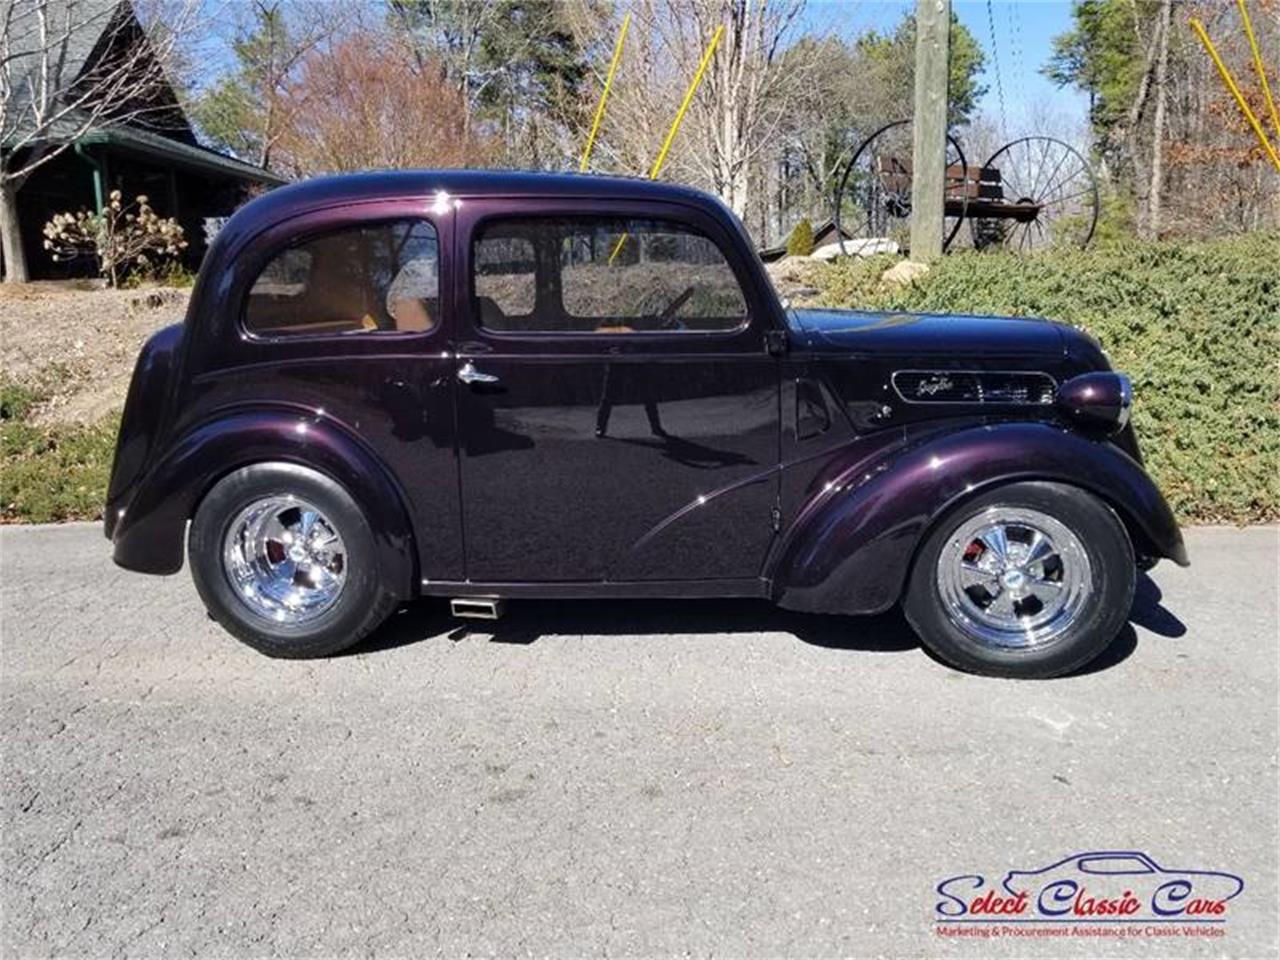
[1236,0,1280,145]
[579,13,631,173]
[647,24,724,179]
[609,24,725,264]
[1189,18,1280,173]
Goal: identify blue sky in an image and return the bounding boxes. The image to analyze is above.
[804,0,1089,134]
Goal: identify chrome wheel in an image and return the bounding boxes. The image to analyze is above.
[936,507,1092,650]
[222,496,347,624]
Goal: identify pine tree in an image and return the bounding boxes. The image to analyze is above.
[787,218,815,257]
[193,4,312,171]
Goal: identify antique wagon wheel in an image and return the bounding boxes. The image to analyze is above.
[834,119,969,257]
[970,136,1100,251]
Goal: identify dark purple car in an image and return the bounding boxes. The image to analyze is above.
[104,171,1187,677]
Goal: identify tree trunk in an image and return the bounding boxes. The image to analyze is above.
[1126,20,1160,236]
[0,178,30,284]
[728,163,750,219]
[1144,0,1172,241]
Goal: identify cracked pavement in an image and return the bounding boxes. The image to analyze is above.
[1,523,1277,957]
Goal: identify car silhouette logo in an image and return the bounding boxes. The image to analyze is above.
[1002,850,1243,917]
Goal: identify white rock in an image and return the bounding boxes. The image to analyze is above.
[810,238,900,261]
[881,259,931,287]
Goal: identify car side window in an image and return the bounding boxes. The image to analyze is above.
[1079,856,1154,874]
[245,219,439,337]
[471,217,747,334]
[474,233,536,320]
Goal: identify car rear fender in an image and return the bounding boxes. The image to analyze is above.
[108,406,417,597]
[769,421,1187,616]
[104,322,185,539]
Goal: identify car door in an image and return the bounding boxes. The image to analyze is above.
[453,199,780,584]
[205,203,465,582]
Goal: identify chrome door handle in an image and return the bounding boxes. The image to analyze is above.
[457,361,500,385]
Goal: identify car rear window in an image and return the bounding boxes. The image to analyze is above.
[471,217,747,334]
[245,220,439,337]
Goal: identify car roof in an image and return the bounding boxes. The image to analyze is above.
[1020,851,1156,873]
[247,169,723,216]
[191,168,772,341]
[207,169,750,285]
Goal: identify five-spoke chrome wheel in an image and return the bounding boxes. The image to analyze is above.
[936,507,1091,650]
[222,496,347,624]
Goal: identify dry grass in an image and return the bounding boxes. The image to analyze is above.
[0,282,188,425]
[1,282,188,523]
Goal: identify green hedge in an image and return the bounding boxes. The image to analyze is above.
[1,378,120,524]
[1,411,121,524]
[807,232,1280,524]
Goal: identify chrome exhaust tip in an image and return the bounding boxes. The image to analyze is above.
[450,597,505,620]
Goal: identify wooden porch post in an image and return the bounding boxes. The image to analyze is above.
[74,142,106,213]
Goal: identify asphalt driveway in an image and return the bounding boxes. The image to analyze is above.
[2,523,1277,958]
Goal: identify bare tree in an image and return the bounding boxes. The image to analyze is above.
[1,0,202,282]
[387,0,518,139]
[665,0,806,217]
[567,0,673,175]
[272,29,491,177]
[578,0,807,224]
[194,0,343,172]
[1052,0,1278,239]
[388,0,600,169]
[1144,0,1172,240]
[772,34,862,232]
[1157,1,1278,238]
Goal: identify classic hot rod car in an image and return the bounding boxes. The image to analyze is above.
[104,171,1187,677]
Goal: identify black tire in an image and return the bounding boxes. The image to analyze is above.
[188,462,401,658]
[903,481,1135,679]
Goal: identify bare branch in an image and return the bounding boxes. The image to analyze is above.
[2,0,206,185]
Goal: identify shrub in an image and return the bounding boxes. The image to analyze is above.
[43,190,187,288]
[1,376,119,523]
[806,232,1280,525]
[121,258,196,290]
[0,381,42,422]
[786,217,815,257]
[0,377,116,524]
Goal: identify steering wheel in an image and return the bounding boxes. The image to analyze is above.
[658,286,697,329]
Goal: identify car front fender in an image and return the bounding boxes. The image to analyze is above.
[108,406,417,597]
[769,421,1187,616]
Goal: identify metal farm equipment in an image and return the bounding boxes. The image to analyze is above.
[834,119,1100,255]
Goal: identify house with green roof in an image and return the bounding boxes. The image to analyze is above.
[1,0,283,281]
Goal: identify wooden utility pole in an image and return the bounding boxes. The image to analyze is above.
[909,0,951,261]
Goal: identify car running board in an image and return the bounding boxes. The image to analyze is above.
[449,597,506,620]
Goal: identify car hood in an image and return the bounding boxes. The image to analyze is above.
[787,307,1067,360]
